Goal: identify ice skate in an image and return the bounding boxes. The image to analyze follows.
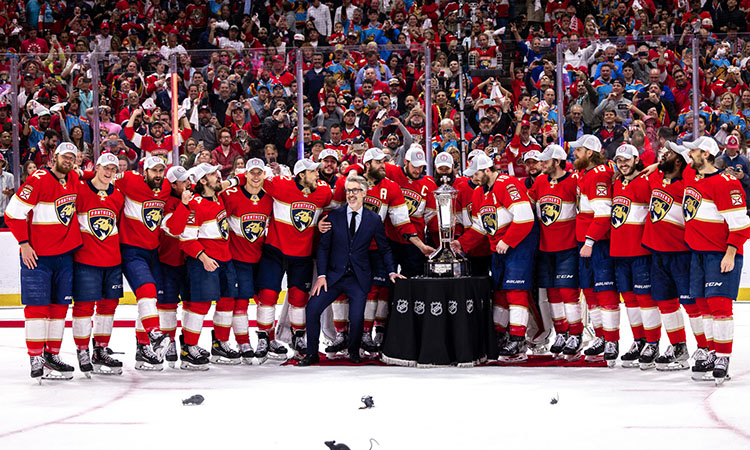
[373,326,386,350]
[638,342,659,371]
[655,343,690,371]
[180,335,209,371]
[292,330,307,360]
[562,334,583,361]
[691,350,716,382]
[604,341,619,368]
[498,337,528,363]
[134,343,164,371]
[496,331,509,353]
[325,332,349,360]
[92,346,123,375]
[713,356,731,385]
[42,351,74,380]
[584,336,605,362]
[550,333,568,357]
[268,339,289,359]
[254,331,270,364]
[149,330,170,360]
[239,343,254,365]
[210,330,241,365]
[528,340,549,355]
[621,338,645,368]
[30,355,44,383]
[360,332,379,355]
[165,340,178,368]
[77,348,93,378]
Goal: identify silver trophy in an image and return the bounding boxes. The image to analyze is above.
[425,182,469,277]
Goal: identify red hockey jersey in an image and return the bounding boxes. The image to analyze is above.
[117,170,171,250]
[610,174,651,257]
[683,169,750,254]
[124,126,192,166]
[74,180,125,267]
[455,176,491,257]
[221,186,273,264]
[576,164,613,243]
[642,170,690,253]
[529,172,578,252]
[180,194,232,262]
[506,135,541,180]
[384,163,437,244]
[159,194,191,267]
[6,168,82,256]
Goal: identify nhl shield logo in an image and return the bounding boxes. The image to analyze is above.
[539,196,561,227]
[430,301,443,316]
[142,200,165,232]
[396,299,408,314]
[414,301,425,315]
[88,208,116,241]
[290,201,316,232]
[466,299,474,314]
[55,195,77,226]
[448,300,458,315]
[683,188,702,222]
[217,210,229,240]
[241,214,267,242]
[479,205,497,235]
[611,196,631,228]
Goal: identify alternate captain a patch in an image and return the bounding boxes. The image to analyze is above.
[142,200,166,231]
[88,208,117,241]
[241,213,267,242]
[291,201,316,232]
[55,195,77,226]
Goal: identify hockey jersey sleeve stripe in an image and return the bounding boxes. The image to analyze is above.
[228,216,244,236]
[25,202,68,224]
[4,196,34,220]
[388,203,411,227]
[508,202,535,223]
[579,195,593,213]
[722,209,750,231]
[196,220,225,239]
[123,196,145,220]
[180,225,200,241]
[591,198,612,218]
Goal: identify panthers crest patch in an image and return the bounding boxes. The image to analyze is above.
[291,201,316,232]
[683,187,702,222]
[611,196,631,228]
[649,190,673,223]
[241,213,267,242]
[88,208,116,241]
[479,205,498,235]
[142,200,166,232]
[539,195,561,226]
[55,195,77,226]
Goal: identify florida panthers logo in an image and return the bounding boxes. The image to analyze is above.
[539,195,562,226]
[402,189,420,216]
[217,210,229,240]
[683,188,702,222]
[55,195,77,226]
[88,208,116,241]
[649,190,673,223]
[575,185,581,214]
[364,196,382,214]
[291,201,316,232]
[142,200,165,232]
[611,196,631,228]
[241,213,267,242]
[479,205,498,236]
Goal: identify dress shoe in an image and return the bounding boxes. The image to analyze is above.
[297,354,319,366]
[349,353,362,364]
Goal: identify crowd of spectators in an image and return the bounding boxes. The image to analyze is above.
[4,0,750,225]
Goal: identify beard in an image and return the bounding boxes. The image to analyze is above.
[573,154,589,172]
[690,158,704,171]
[478,170,490,186]
[367,165,386,182]
[55,159,73,175]
[658,157,675,174]
[146,175,163,189]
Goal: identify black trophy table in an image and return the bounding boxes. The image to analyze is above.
[381,276,496,367]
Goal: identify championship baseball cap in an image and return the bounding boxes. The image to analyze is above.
[293,158,320,176]
[189,163,222,182]
[37,109,51,117]
[319,149,339,161]
[569,134,603,153]
[166,165,190,183]
[523,150,543,162]
[405,147,427,167]
[666,141,691,163]
[388,77,400,86]
[293,33,305,41]
[363,148,386,163]
[464,153,493,176]
[435,152,454,169]
[54,142,78,156]
[143,156,167,170]
[726,135,740,150]
[246,158,265,172]
[614,144,639,160]
[682,136,721,156]
[467,149,484,161]
[539,144,567,161]
[96,152,119,168]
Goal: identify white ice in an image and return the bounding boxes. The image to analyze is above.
[1,304,749,450]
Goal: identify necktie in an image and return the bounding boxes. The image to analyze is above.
[350,211,357,237]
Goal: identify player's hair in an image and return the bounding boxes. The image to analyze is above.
[590,150,607,166]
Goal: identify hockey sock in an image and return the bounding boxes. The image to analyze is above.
[708,296,733,357]
[374,285,390,328]
[135,284,160,333]
[93,298,118,347]
[621,292,644,340]
[287,287,309,333]
[135,316,149,345]
[546,288,569,333]
[156,303,178,340]
[561,288,583,335]
[696,297,714,351]
[255,289,278,332]
[637,294,661,343]
[492,290,509,334]
[213,297,234,342]
[24,305,48,357]
[656,299,686,345]
[72,302,95,350]
[333,293,350,333]
[232,299,250,345]
[583,288,603,337]
[46,304,68,354]
[682,302,708,348]
[363,289,378,333]
[598,290,620,342]
[506,290,529,338]
[182,301,211,346]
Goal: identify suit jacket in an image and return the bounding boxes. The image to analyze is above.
[316,205,396,293]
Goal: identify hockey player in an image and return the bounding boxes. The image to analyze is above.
[180,163,240,369]
[6,142,82,381]
[455,150,492,277]
[528,144,584,360]
[642,142,702,371]
[569,135,619,365]
[681,136,750,384]
[71,153,126,376]
[610,144,662,369]
[452,154,537,362]
[124,108,193,166]
[254,159,333,358]
[158,166,194,367]
[222,158,276,363]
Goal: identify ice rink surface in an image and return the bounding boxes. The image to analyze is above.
[1,305,749,450]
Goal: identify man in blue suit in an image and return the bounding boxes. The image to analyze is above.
[299,174,403,366]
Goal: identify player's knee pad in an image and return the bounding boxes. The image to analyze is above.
[24,305,48,320]
[49,304,68,319]
[505,290,529,308]
[72,302,95,317]
[287,286,309,308]
[216,297,235,312]
[234,299,249,315]
[492,290,508,309]
[135,284,157,300]
[256,289,279,307]
[707,296,733,319]
[621,291,638,308]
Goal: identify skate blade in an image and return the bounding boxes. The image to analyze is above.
[584,354,603,362]
[83,371,92,378]
[691,371,715,382]
[655,361,690,371]
[92,364,123,376]
[134,361,164,371]
[42,368,74,380]
[361,350,379,360]
[209,355,241,365]
[180,361,210,371]
[326,350,349,360]
[639,362,656,371]
[497,354,529,363]
[606,359,617,368]
[621,360,640,368]
[529,346,548,355]
[563,351,582,361]
[242,356,254,365]
[714,374,732,385]
[167,359,176,369]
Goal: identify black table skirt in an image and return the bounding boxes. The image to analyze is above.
[381,276,496,367]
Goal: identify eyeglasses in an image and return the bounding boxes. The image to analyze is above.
[345,188,364,194]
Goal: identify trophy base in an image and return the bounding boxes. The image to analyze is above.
[425,259,470,278]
